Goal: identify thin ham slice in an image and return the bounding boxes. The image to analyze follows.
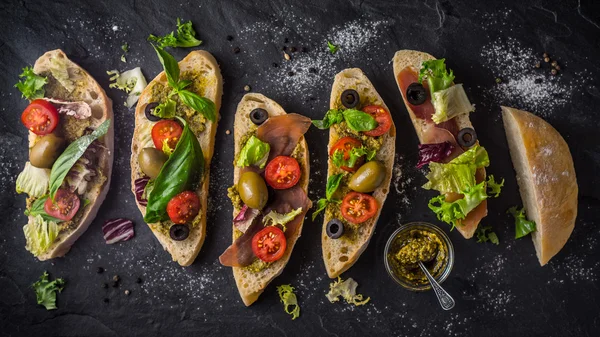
[398,66,436,121]
[422,124,464,162]
[445,167,488,239]
[257,113,311,161]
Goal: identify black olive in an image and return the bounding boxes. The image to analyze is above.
[326,219,344,239]
[457,128,477,148]
[406,83,427,105]
[249,108,268,125]
[145,102,161,121]
[341,89,360,109]
[170,224,190,241]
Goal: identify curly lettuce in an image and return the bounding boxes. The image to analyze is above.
[508,206,537,239]
[263,207,303,232]
[423,145,489,194]
[331,146,376,169]
[418,59,455,96]
[276,284,300,320]
[428,181,488,229]
[14,66,47,100]
[326,277,370,306]
[148,18,202,48]
[24,215,59,257]
[33,271,65,310]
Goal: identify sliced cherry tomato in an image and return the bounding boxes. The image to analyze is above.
[252,226,287,262]
[362,105,392,137]
[152,120,183,151]
[167,191,200,224]
[264,156,301,189]
[44,189,80,221]
[341,192,378,224]
[21,99,59,135]
[329,136,364,172]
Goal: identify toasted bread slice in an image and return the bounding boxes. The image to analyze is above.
[501,106,577,265]
[322,69,396,278]
[130,51,223,266]
[232,93,310,306]
[29,49,114,260]
[392,50,484,239]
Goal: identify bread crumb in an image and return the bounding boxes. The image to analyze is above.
[225,130,230,135]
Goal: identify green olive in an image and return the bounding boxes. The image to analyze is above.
[30,134,66,168]
[238,171,268,210]
[138,147,168,179]
[348,161,386,193]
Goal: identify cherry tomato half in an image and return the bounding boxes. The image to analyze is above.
[252,226,287,262]
[152,120,183,151]
[44,189,80,221]
[264,156,301,189]
[167,191,200,224]
[21,99,59,135]
[362,105,392,137]
[329,136,364,172]
[340,192,378,224]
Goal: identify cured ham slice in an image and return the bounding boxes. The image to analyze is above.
[257,113,311,161]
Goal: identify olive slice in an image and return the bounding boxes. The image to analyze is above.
[145,102,161,122]
[170,224,190,241]
[457,128,477,148]
[250,108,268,125]
[341,89,360,109]
[406,83,427,105]
[326,219,344,239]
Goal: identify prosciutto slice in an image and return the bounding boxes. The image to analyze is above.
[257,113,311,160]
[42,97,92,119]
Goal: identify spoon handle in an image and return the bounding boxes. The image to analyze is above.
[418,261,455,311]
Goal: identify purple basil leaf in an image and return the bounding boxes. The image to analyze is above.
[416,141,455,168]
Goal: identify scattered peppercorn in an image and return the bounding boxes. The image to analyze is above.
[555,65,561,70]
[534,78,543,84]
[244,85,251,92]
[288,71,295,76]
[290,46,297,53]
[281,46,287,52]
[535,62,541,68]
[272,62,278,68]
[136,277,143,284]
[551,60,558,67]
[113,275,120,282]
[112,281,119,288]
[543,52,549,58]
[551,69,557,75]
[284,37,289,43]
[97,267,104,274]
[544,57,550,63]
[495,77,502,84]
[226,35,234,41]
[125,290,131,296]
[233,47,240,54]
[103,298,109,303]
[301,47,308,53]
[102,283,108,289]
[309,67,317,74]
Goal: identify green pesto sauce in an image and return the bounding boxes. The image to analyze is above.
[244,258,272,273]
[387,229,448,286]
[227,185,242,213]
[333,122,384,155]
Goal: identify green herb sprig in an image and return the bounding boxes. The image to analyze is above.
[148,18,202,49]
[312,109,377,132]
[15,66,47,100]
[312,173,343,220]
[327,41,339,54]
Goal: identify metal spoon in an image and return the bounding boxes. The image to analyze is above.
[418,261,455,310]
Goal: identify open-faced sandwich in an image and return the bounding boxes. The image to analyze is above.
[14,49,113,260]
[393,50,503,239]
[219,93,312,306]
[312,68,396,278]
[131,47,222,266]
[502,106,577,265]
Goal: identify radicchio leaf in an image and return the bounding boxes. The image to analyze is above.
[42,97,92,119]
[234,204,249,222]
[416,142,455,169]
[102,219,134,244]
[134,177,149,206]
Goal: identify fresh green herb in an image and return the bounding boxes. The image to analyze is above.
[327,41,339,54]
[48,119,110,200]
[486,175,504,198]
[148,18,202,49]
[236,135,270,169]
[15,66,47,100]
[177,89,216,123]
[144,117,204,223]
[83,198,91,207]
[331,146,376,169]
[24,215,59,257]
[326,277,370,306]
[24,197,62,223]
[152,45,180,88]
[121,42,129,52]
[476,225,499,245]
[263,208,303,233]
[508,206,536,239]
[32,271,65,310]
[312,109,377,132]
[418,59,455,95]
[312,173,343,221]
[276,284,300,320]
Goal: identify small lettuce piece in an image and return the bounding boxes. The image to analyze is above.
[326,277,370,306]
[49,55,75,93]
[428,181,488,229]
[476,225,499,245]
[422,145,489,194]
[486,175,504,198]
[331,146,377,169]
[431,84,475,124]
[153,98,177,119]
[508,206,537,239]
[24,215,59,257]
[276,284,300,320]
[148,18,202,48]
[15,66,47,100]
[16,162,50,198]
[33,271,65,310]
[236,136,270,169]
[108,68,148,108]
[418,59,455,95]
[263,207,303,232]
[327,41,339,54]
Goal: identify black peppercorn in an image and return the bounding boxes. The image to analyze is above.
[272,62,278,68]
[97,267,104,274]
[290,46,297,53]
[233,47,240,54]
[288,71,294,76]
[103,298,109,303]
[226,35,234,41]
[136,277,142,284]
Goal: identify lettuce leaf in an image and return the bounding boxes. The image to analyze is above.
[418,59,455,95]
[331,146,376,169]
[326,277,370,306]
[431,84,475,124]
[32,271,65,310]
[486,175,504,198]
[263,207,303,232]
[16,162,50,198]
[236,135,270,169]
[428,181,488,229]
[14,66,47,100]
[276,284,300,320]
[422,145,489,194]
[476,225,499,245]
[148,18,202,49]
[508,206,537,239]
[24,215,59,257]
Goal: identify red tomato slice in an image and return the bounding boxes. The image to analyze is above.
[329,136,364,172]
[21,99,59,135]
[362,105,392,137]
[251,226,287,262]
[264,156,301,189]
[44,189,80,221]
[167,191,200,224]
[152,120,183,151]
[341,192,378,224]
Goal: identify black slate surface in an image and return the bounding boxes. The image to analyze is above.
[1,0,600,336]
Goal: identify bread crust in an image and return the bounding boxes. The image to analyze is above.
[231,93,310,306]
[322,68,396,278]
[501,106,577,265]
[30,49,114,260]
[130,50,223,266]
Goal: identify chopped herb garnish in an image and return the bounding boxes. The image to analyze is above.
[327,41,339,54]
[148,18,202,49]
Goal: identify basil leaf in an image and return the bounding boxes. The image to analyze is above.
[342,109,377,132]
[325,174,343,200]
[24,197,62,223]
[49,119,110,199]
[311,198,329,221]
[144,117,204,223]
[151,45,180,88]
[312,109,344,129]
[178,89,216,122]
[176,79,192,91]
[152,98,177,119]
